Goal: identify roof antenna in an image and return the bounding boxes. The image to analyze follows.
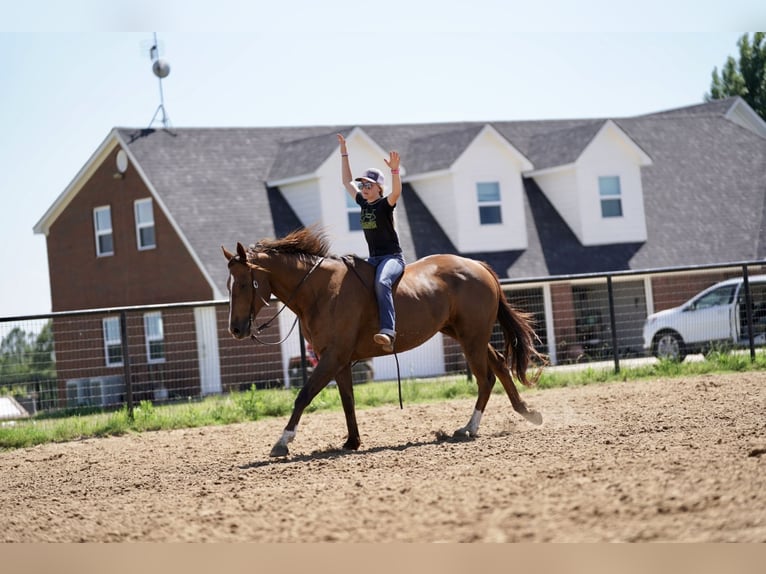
[148,32,171,129]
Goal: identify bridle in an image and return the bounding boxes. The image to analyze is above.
[228,254,325,345]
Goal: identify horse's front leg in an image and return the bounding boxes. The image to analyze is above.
[270,357,341,457]
[334,364,360,451]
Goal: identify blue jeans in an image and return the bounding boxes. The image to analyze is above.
[367,253,405,337]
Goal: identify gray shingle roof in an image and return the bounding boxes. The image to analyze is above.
[525,120,605,170]
[404,125,485,174]
[115,98,766,294]
[267,128,349,181]
[616,113,766,268]
[636,96,738,118]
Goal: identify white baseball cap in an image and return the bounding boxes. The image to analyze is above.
[355,168,385,186]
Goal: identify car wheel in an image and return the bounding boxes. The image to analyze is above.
[653,332,686,362]
[287,366,302,388]
[351,361,373,385]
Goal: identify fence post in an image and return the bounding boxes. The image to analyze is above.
[741,265,756,362]
[606,276,620,374]
[119,311,134,421]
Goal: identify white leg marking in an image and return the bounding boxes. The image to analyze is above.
[466,409,483,436]
[278,429,296,447]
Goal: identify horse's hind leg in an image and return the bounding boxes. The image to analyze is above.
[335,365,361,450]
[488,346,542,425]
[454,343,495,439]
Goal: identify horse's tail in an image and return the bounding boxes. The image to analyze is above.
[482,263,547,387]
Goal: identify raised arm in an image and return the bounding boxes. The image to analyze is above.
[337,134,358,199]
[384,151,401,206]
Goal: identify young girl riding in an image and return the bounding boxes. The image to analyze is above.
[337,133,405,353]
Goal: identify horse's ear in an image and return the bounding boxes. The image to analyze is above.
[236,242,248,260]
[222,246,235,261]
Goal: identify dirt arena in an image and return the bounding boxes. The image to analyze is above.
[1,371,764,542]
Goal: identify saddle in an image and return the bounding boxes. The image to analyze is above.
[340,254,404,293]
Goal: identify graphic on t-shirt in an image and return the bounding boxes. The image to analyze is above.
[361,209,377,230]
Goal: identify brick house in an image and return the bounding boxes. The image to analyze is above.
[34,97,766,402]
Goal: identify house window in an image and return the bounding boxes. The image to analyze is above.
[144,312,165,363]
[346,192,362,231]
[102,317,123,367]
[93,206,114,256]
[134,198,156,250]
[599,176,623,218]
[477,182,502,225]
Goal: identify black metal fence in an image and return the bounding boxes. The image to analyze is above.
[2,260,764,419]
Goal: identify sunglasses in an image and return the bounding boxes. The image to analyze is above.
[359,181,376,190]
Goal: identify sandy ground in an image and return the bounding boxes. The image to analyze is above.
[1,371,765,542]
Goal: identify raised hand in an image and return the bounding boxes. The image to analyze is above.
[384,151,400,171]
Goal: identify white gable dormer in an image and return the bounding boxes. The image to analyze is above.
[267,127,390,257]
[407,124,532,253]
[526,120,652,246]
[316,128,391,256]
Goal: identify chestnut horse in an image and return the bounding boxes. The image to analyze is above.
[223,227,545,457]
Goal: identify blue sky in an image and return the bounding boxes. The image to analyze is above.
[0,2,762,317]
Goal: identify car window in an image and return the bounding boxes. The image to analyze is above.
[737,283,766,304]
[692,285,736,309]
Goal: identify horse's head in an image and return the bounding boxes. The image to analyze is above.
[222,242,272,340]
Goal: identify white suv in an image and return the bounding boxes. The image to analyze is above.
[643,275,766,361]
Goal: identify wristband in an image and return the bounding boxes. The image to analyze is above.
[341,154,348,157]
[390,169,400,174]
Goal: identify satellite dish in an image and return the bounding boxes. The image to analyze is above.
[116,150,128,174]
[152,59,171,79]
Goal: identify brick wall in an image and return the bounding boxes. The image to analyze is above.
[46,148,212,311]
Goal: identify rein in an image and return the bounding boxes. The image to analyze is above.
[243,255,325,345]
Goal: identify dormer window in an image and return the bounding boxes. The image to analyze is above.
[598,176,623,218]
[477,182,502,225]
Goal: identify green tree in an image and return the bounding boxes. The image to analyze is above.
[706,32,766,121]
[29,321,55,377]
[0,327,34,386]
[0,322,57,408]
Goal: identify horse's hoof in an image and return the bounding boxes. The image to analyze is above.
[452,428,474,441]
[270,443,289,457]
[342,439,361,451]
[523,410,543,425]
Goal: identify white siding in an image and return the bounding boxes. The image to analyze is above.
[576,125,648,245]
[451,131,528,252]
[409,127,528,253]
[410,173,457,245]
[371,333,445,379]
[531,122,649,246]
[279,178,323,228]
[529,167,582,240]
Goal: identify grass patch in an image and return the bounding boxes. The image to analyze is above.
[2,351,764,450]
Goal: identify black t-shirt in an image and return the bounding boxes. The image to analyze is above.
[356,193,402,257]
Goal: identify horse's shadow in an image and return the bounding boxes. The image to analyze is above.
[238,430,477,469]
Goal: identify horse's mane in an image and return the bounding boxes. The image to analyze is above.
[248,226,332,260]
